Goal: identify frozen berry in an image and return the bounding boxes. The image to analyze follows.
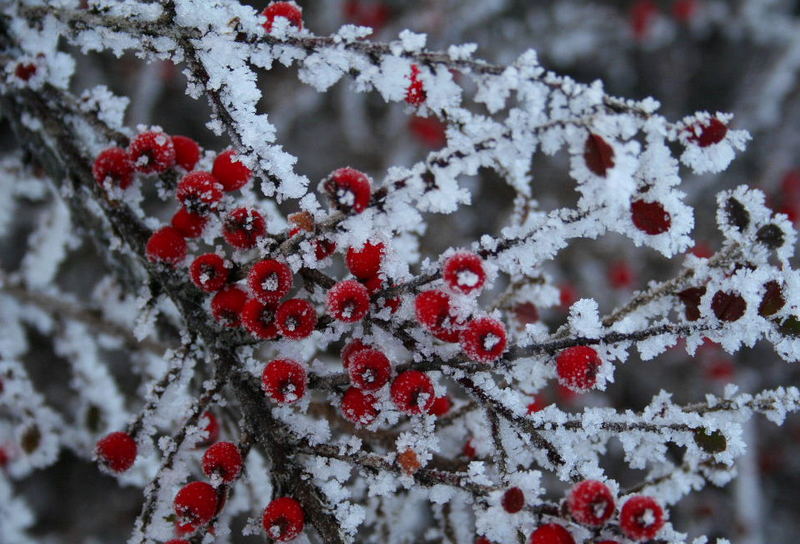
[262,497,305,541]
[346,241,385,279]
[672,0,697,22]
[321,167,372,214]
[146,226,187,266]
[177,171,223,214]
[556,346,601,392]
[514,302,539,325]
[630,0,658,41]
[262,359,307,404]
[405,64,426,105]
[619,496,665,541]
[758,281,785,317]
[463,438,476,458]
[584,133,615,177]
[529,523,575,544]
[687,118,728,147]
[171,135,201,171]
[415,290,462,342]
[631,200,671,235]
[93,147,135,190]
[171,207,208,238]
[190,254,230,292]
[429,395,451,416]
[443,252,486,294]
[711,290,746,322]
[212,149,252,192]
[501,487,525,513]
[174,481,218,526]
[391,370,435,414]
[559,283,577,309]
[128,130,175,174]
[314,238,337,260]
[527,396,546,414]
[15,62,37,81]
[198,411,220,447]
[202,441,243,483]
[567,480,615,526]
[341,338,370,369]
[341,387,380,426]
[262,2,304,33]
[608,261,634,289]
[275,298,317,339]
[328,280,371,322]
[211,286,247,327]
[348,348,392,391]
[95,431,137,472]
[476,538,492,544]
[248,259,293,302]
[223,207,266,249]
[0,447,8,467]
[408,116,446,148]
[242,298,279,339]
[460,317,507,363]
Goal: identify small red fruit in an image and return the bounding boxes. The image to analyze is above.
[346,241,385,279]
[476,538,492,544]
[322,167,372,214]
[128,130,176,173]
[223,207,266,249]
[672,0,697,22]
[631,200,671,235]
[171,135,201,171]
[443,252,486,294]
[275,298,317,339]
[528,523,575,544]
[348,348,392,391]
[559,283,577,309]
[176,171,223,214]
[198,411,220,447]
[171,207,208,238]
[556,346,602,392]
[584,133,615,177]
[211,286,247,327]
[711,290,746,322]
[241,298,279,339]
[567,479,615,526]
[460,317,507,363]
[630,0,658,41]
[248,259,293,302]
[463,438,476,458]
[391,370,435,414]
[95,431,137,472]
[93,147,135,190]
[212,149,252,191]
[327,280,371,322]
[190,254,230,292]
[202,442,243,483]
[501,487,525,513]
[341,338,370,369]
[262,359,307,404]
[429,395,451,416]
[341,387,380,426]
[687,118,728,147]
[608,261,635,289]
[262,2,304,33]
[146,226,187,265]
[405,64,426,105]
[174,481,218,526]
[262,497,305,541]
[415,290,462,341]
[313,238,337,260]
[619,496,665,541]
[408,116,446,148]
[14,62,37,81]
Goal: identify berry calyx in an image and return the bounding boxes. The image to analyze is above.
[556,346,602,392]
[415,290,462,342]
[262,2,304,33]
[262,497,305,541]
[405,64,426,105]
[190,254,230,292]
[687,118,728,147]
[223,207,266,249]
[128,130,175,174]
[95,431,137,472]
[174,481,218,527]
[212,149,252,191]
[202,442,243,483]
[211,286,247,327]
[262,359,307,404]
[242,298,279,339]
[146,226,187,266]
[348,348,392,391]
[443,252,486,294]
[341,387,380,426]
[429,395,451,416]
[529,523,575,544]
[176,171,223,214]
[327,280,371,322]
[275,298,317,339]
[391,370,435,414]
[171,207,208,238]
[567,479,615,526]
[171,135,201,171]
[631,200,671,235]
[248,259,293,302]
[321,167,372,214]
[346,241,385,279]
[460,317,507,363]
[501,486,525,513]
[619,495,665,541]
[93,147,135,190]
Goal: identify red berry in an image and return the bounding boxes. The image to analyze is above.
[415,290,462,341]
[348,348,392,391]
[672,0,697,22]
[527,396,546,414]
[314,238,337,260]
[223,207,266,249]
[174,481,218,526]
[165,540,190,544]
[346,241,385,279]
[781,169,800,196]
[341,387,380,426]
[711,290,746,322]
[248,259,293,302]
[262,2,304,33]
[202,442,243,483]
[556,346,602,391]
[408,116,446,148]
[567,480,615,526]
[687,118,728,147]
[631,200,671,235]
[429,395,451,416]
[405,64,426,105]
[190,254,230,292]
[528,523,575,544]
[93,147,135,190]
[146,226,187,265]
[212,150,252,191]
[15,62,37,81]
[171,207,208,238]
[463,438,476,458]
[584,133,615,177]
[327,280,371,322]
[322,167,372,214]
[128,130,175,174]
[341,338,370,369]
[619,496,665,541]
[0,447,9,468]
[630,0,658,41]
[443,252,486,294]
[476,538,492,544]
[501,487,525,514]
[176,171,223,214]
[608,261,634,289]
[514,302,540,325]
[95,431,137,472]
[242,298,279,339]
[275,298,317,339]
[211,286,247,327]
[262,497,305,541]
[171,135,201,171]
[460,317,507,363]
[559,283,577,309]
[262,359,307,404]
[198,411,220,447]
[391,370,435,414]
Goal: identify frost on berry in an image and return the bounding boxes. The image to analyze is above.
[460,317,507,363]
[528,523,575,544]
[687,118,728,147]
[391,370,435,414]
[262,359,307,404]
[556,346,602,391]
[262,497,305,541]
[346,241,385,279]
[327,280,371,322]
[211,286,247,327]
[95,431,136,473]
[275,298,317,339]
[242,298,279,339]
[202,441,243,483]
[341,387,379,426]
[405,64,426,105]
[348,348,392,391]
[173,481,218,527]
[415,289,462,341]
[197,411,220,448]
[92,147,135,190]
[171,135,201,171]
[443,252,486,294]
[146,226,187,265]
[222,207,266,249]
[248,259,293,302]
[212,149,252,191]
[190,253,230,292]
[567,480,615,526]
[128,130,175,173]
[321,167,372,214]
[262,2,304,33]
[619,495,665,541]
[176,171,223,214]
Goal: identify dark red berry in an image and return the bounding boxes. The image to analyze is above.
[341,339,370,369]
[190,254,230,292]
[476,538,492,544]
[460,317,507,363]
[212,150,252,191]
[515,302,540,325]
[211,287,247,327]
[177,171,223,214]
[619,496,665,541]
[146,226,187,265]
[275,298,317,339]
[262,2,304,33]
[95,431,137,472]
[711,290,746,322]
[528,523,575,544]
[322,167,372,214]
[415,290,462,342]
[527,396,546,414]
[556,346,601,391]
[314,238,337,260]
[463,438,476,458]
[15,62,37,81]
[328,280,371,322]
[346,241,385,279]
[677,286,706,321]
[248,259,293,302]
[429,395,451,416]
[688,118,728,147]
[608,261,634,289]
[348,348,392,391]
[405,64,426,105]
[631,200,671,235]
[567,480,615,526]
[584,133,615,177]
[262,359,307,404]
[171,135,201,171]
[391,370,435,414]
[443,252,486,294]
[758,281,785,317]
[223,207,266,249]
[672,0,697,22]
[408,116,446,148]
[262,497,305,541]
[174,481,218,526]
[198,411,220,448]
[341,387,380,426]
[128,130,175,173]
[242,298,279,339]
[501,487,525,513]
[630,0,657,41]
[171,207,208,238]
[0,447,9,468]
[93,147,135,190]
[202,441,243,483]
